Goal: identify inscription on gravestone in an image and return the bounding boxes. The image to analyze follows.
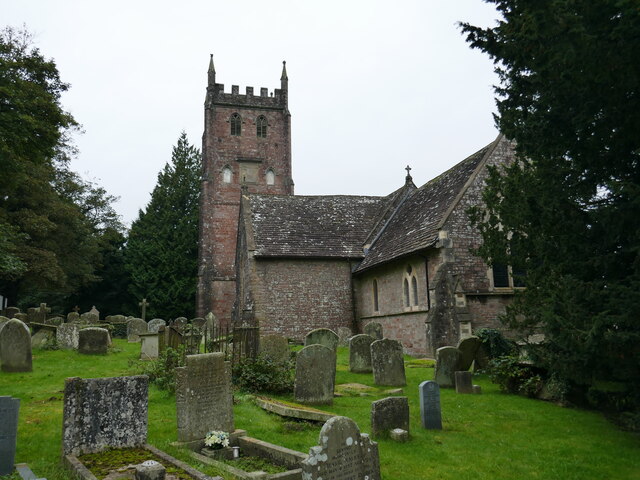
[419,380,442,430]
[0,396,20,475]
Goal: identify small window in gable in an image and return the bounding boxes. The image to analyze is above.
[411,276,418,306]
[222,166,232,183]
[257,115,267,138]
[230,113,241,136]
[266,169,275,185]
[373,279,379,312]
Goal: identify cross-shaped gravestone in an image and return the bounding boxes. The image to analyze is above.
[38,303,51,322]
[139,298,150,321]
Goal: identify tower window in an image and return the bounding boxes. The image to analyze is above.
[230,113,241,136]
[266,169,275,185]
[257,115,267,138]
[222,166,232,183]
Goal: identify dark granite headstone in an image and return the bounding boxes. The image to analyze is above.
[364,321,383,340]
[370,396,410,438]
[349,334,374,373]
[0,319,32,372]
[371,338,406,386]
[457,336,481,371]
[62,375,148,455]
[301,416,380,480]
[0,396,20,475]
[304,328,339,352]
[78,327,109,354]
[419,380,442,430]
[294,344,335,405]
[455,371,474,394]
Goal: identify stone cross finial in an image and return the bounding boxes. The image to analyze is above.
[139,298,150,321]
[405,165,412,177]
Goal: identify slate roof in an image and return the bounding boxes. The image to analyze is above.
[248,194,389,258]
[354,142,494,273]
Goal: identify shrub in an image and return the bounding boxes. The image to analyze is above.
[232,354,294,394]
[136,346,185,393]
[476,328,516,359]
[487,355,543,397]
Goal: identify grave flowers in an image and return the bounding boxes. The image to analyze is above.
[204,430,229,450]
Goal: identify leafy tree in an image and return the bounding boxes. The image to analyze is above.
[125,132,201,320]
[461,1,640,412]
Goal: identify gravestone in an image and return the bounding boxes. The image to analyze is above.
[349,334,374,373]
[45,316,64,326]
[370,396,410,438]
[67,311,80,323]
[364,321,383,340]
[191,317,206,330]
[0,316,9,330]
[78,327,109,354]
[301,416,380,480]
[336,327,352,346]
[455,371,474,394]
[473,385,482,394]
[35,303,50,323]
[147,318,166,333]
[107,314,127,324]
[62,375,148,455]
[204,311,217,332]
[294,344,335,405]
[0,396,20,475]
[89,305,100,321]
[31,328,55,349]
[419,381,442,430]
[80,312,96,324]
[127,318,148,342]
[304,328,339,352]
[26,307,37,324]
[0,319,32,372]
[434,346,461,388]
[5,307,20,319]
[172,317,188,330]
[371,338,406,386]
[13,313,27,322]
[175,353,234,442]
[139,332,159,360]
[57,323,80,350]
[457,336,481,371]
[138,298,150,321]
[259,334,290,364]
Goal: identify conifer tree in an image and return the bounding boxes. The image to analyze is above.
[460,1,640,411]
[125,132,201,319]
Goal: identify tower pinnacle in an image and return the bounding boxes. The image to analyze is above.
[208,54,216,86]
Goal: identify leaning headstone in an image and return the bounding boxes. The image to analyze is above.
[364,321,383,340]
[301,416,380,480]
[370,396,410,438]
[473,385,482,394]
[67,311,80,323]
[147,318,166,334]
[294,344,335,405]
[336,327,352,346]
[0,396,20,475]
[419,381,442,430]
[57,323,80,350]
[455,371,474,394]
[80,312,96,324]
[139,332,159,360]
[31,328,55,349]
[62,375,148,455]
[5,307,20,319]
[371,338,406,386]
[349,334,374,373]
[259,334,290,364]
[127,318,148,342]
[172,317,188,330]
[457,336,481,371]
[78,327,109,354]
[434,346,461,388]
[0,316,9,330]
[304,328,339,352]
[0,319,32,372]
[175,353,234,442]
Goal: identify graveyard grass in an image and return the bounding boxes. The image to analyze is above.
[0,341,638,480]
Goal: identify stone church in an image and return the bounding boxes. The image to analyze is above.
[197,59,518,356]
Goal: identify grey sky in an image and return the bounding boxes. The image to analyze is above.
[4,1,500,225]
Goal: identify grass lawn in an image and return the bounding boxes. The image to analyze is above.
[0,340,638,480]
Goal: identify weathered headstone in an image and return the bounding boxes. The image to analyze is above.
[135,460,165,480]
[62,375,148,455]
[473,385,482,394]
[294,344,335,405]
[455,371,474,394]
[191,317,205,330]
[139,332,159,360]
[147,318,166,333]
[127,318,148,342]
[13,313,27,322]
[26,307,37,324]
[0,396,20,475]
[78,327,109,354]
[457,335,481,371]
[370,396,410,438]
[204,312,217,333]
[0,316,9,330]
[336,327,352,346]
[349,334,374,373]
[57,323,80,350]
[419,381,442,430]
[89,305,100,321]
[35,303,50,323]
[301,416,380,480]
[31,328,55,349]
[5,307,20,319]
[371,338,406,386]
[67,311,80,323]
[304,328,339,352]
[175,353,234,442]
[364,321,383,340]
[80,312,96,324]
[0,319,32,372]
[45,316,64,326]
[259,334,290,364]
[172,317,188,330]
[434,346,461,388]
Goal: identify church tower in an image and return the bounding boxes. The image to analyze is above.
[197,57,294,322]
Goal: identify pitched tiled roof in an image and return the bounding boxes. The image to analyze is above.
[248,194,389,258]
[354,143,493,272]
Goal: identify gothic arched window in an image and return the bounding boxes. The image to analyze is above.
[373,279,379,312]
[256,115,267,138]
[403,278,410,308]
[266,169,275,185]
[411,276,418,306]
[230,113,241,136]
[222,166,232,183]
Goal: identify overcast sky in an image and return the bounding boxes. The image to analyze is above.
[4,0,501,225]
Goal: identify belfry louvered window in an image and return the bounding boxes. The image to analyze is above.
[230,113,241,136]
[256,115,267,138]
